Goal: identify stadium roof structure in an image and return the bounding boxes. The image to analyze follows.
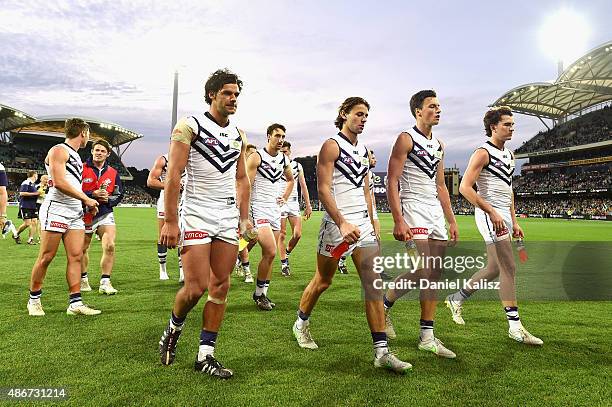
[490,41,612,120]
[0,105,143,150]
[0,104,37,135]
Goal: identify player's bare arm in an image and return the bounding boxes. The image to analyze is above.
[0,185,7,229]
[510,191,524,239]
[236,129,253,233]
[317,139,360,244]
[147,156,167,190]
[435,147,458,242]
[279,164,294,205]
[246,149,261,187]
[298,170,312,219]
[459,148,505,232]
[363,171,375,226]
[387,132,413,241]
[161,119,193,248]
[47,146,98,213]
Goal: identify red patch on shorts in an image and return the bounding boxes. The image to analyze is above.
[496,227,509,237]
[50,221,68,230]
[158,211,165,217]
[410,227,428,235]
[325,244,334,252]
[184,231,209,240]
[256,219,270,225]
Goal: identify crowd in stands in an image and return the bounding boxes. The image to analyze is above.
[121,183,156,205]
[451,196,475,214]
[515,106,611,154]
[0,139,130,176]
[514,164,612,193]
[514,198,611,217]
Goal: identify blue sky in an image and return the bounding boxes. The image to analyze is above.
[1,0,610,171]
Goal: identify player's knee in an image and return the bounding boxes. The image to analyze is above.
[209,279,230,298]
[293,229,302,240]
[66,252,83,265]
[315,276,332,292]
[39,252,55,267]
[103,241,116,255]
[362,280,383,300]
[262,245,276,260]
[185,284,206,302]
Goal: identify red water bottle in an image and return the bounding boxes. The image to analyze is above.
[331,241,350,259]
[516,239,528,263]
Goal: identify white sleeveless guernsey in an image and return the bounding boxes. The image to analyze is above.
[278,159,301,203]
[399,126,443,205]
[158,154,168,202]
[252,147,288,207]
[476,141,515,209]
[45,142,83,212]
[181,113,243,207]
[324,132,369,221]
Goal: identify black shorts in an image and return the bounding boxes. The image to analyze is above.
[19,208,39,220]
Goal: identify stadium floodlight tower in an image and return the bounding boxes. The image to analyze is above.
[171,69,179,130]
[539,8,591,78]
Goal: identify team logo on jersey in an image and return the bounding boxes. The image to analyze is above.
[494,160,506,168]
[184,231,209,240]
[416,150,428,157]
[230,140,241,150]
[361,157,369,166]
[434,150,443,159]
[203,137,220,147]
[341,156,355,165]
[261,162,273,170]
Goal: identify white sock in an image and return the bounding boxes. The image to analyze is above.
[69,300,83,308]
[243,265,251,274]
[263,282,270,296]
[420,328,434,342]
[295,317,307,330]
[374,346,388,358]
[100,278,110,285]
[159,263,167,274]
[198,345,215,360]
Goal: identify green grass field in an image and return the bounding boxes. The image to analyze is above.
[1,207,610,406]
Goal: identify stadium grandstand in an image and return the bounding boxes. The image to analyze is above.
[0,104,154,204]
[489,40,612,220]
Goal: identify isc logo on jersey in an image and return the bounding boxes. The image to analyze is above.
[204,137,220,147]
